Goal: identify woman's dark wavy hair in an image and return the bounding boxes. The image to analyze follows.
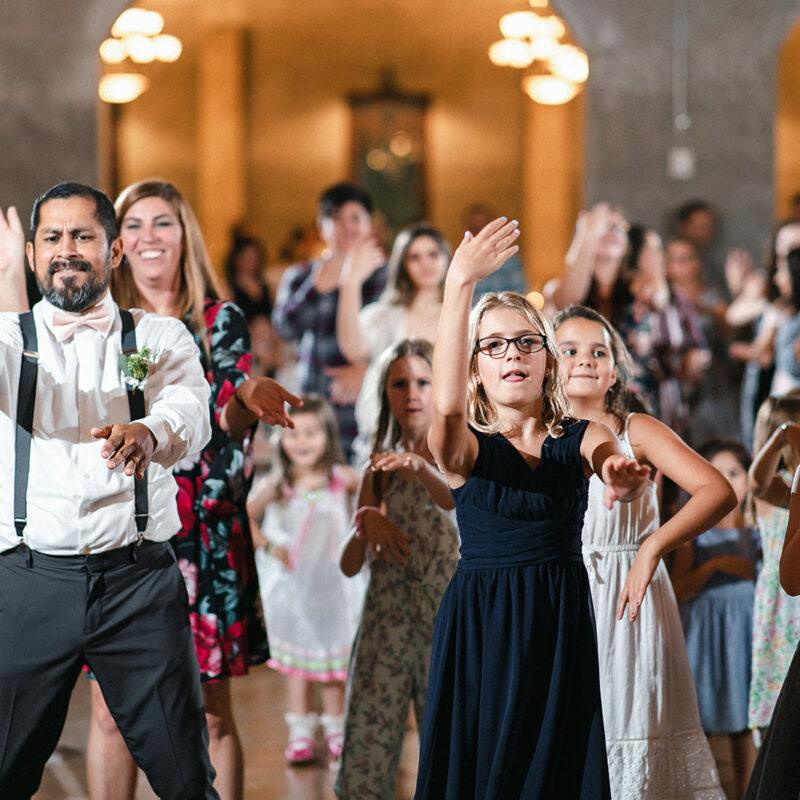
[552,304,637,432]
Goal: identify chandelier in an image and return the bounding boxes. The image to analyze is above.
[488,2,588,105]
[98,8,183,104]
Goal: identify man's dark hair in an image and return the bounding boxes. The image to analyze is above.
[676,198,715,225]
[317,182,374,219]
[30,182,118,244]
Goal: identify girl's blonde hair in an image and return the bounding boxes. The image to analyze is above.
[271,394,344,489]
[552,304,637,432]
[112,179,223,352]
[752,392,800,474]
[468,292,571,437]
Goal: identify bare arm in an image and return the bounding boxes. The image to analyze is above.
[428,218,520,486]
[633,414,737,558]
[551,210,599,309]
[670,543,754,602]
[340,468,377,577]
[780,467,800,595]
[0,207,29,312]
[616,413,736,621]
[749,424,798,508]
[335,237,384,364]
[370,451,454,511]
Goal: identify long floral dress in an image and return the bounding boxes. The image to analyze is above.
[748,504,800,728]
[173,299,269,681]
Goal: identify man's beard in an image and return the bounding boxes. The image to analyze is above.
[37,258,111,312]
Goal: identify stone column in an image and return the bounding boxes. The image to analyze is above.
[522,92,585,290]
[556,0,800,268]
[196,25,247,269]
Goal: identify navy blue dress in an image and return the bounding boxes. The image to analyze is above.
[414,420,610,799]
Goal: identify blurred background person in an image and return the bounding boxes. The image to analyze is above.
[272,182,387,462]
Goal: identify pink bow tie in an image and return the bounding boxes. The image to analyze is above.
[51,305,114,342]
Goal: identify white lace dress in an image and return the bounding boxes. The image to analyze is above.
[582,417,723,799]
[255,477,366,682]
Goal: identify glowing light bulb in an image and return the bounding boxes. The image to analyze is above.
[499,11,543,39]
[99,37,126,64]
[112,9,164,37]
[154,34,182,62]
[488,38,535,69]
[98,73,149,104]
[521,75,580,105]
[549,44,589,83]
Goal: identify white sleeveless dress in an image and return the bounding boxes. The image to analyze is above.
[582,416,724,799]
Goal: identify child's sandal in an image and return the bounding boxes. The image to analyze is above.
[284,712,319,766]
[284,736,317,765]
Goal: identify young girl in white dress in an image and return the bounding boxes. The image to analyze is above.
[553,304,734,800]
[248,395,366,767]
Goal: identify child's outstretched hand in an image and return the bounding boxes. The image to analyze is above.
[360,508,411,565]
[371,451,426,482]
[601,455,649,509]
[616,538,660,622]
[449,217,520,284]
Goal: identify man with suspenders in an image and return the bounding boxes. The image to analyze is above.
[0,184,219,799]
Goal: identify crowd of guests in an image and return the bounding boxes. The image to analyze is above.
[2,174,800,800]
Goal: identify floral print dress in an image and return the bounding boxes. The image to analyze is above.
[173,299,269,681]
[335,471,459,800]
[748,504,800,728]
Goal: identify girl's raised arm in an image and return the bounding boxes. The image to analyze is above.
[428,218,520,485]
[616,414,737,621]
[780,466,800,595]
[749,423,800,508]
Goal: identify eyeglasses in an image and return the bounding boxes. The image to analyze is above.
[474,334,547,358]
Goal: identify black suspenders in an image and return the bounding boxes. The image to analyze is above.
[120,309,149,534]
[13,312,38,537]
[13,309,149,539]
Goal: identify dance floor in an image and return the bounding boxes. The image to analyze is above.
[34,667,419,799]
[34,666,737,799]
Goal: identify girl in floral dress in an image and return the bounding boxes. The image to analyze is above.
[248,395,365,766]
[746,394,800,735]
[335,339,460,800]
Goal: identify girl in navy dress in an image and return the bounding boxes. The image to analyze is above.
[414,217,649,800]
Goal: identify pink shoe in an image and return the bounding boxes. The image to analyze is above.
[285,736,316,765]
[284,713,318,766]
[326,732,344,770]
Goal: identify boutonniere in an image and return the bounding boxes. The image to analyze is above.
[119,345,154,391]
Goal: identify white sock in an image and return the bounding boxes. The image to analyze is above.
[284,711,318,740]
[319,713,343,737]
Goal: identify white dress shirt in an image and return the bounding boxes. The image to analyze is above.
[0,292,211,554]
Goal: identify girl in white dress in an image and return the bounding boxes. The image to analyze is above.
[554,305,734,799]
[248,395,366,767]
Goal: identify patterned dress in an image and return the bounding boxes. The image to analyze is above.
[748,504,800,728]
[335,472,459,800]
[173,299,269,682]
